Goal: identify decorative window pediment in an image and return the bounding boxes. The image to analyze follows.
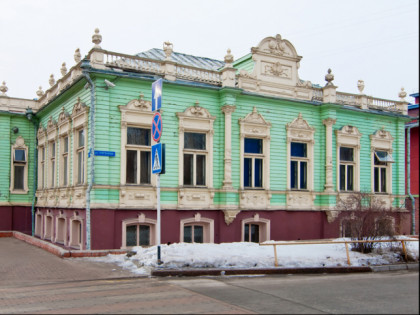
[37,126,47,146]
[58,107,71,136]
[46,116,58,141]
[119,93,154,127]
[239,107,271,138]
[71,97,89,130]
[286,112,315,143]
[176,103,216,133]
[370,128,394,152]
[336,125,362,148]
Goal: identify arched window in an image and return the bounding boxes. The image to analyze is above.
[180,213,214,243]
[121,214,156,248]
[241,214,270,243]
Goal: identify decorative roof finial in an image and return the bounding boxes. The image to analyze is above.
[36,86,44,98]
[398,87,407,101]
[163,41,173,60]
[92,28,102,49]
[224,49,234,65]
[357,80,365,94]
[49,74,55,87]
[74,48,81,63]
[325,68,334,86]
[0,81,8,96]
[60,62,67,76]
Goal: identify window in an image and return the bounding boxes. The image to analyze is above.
[180,213,214,243]
[76,129,85,185]
[40,146,45,188]
[183,132,206,186]
[49,141,56,187]
[10,137,29,193]
[374,151,394,193]
[71,98,89,188]
[244,223,260,243]
[183,225,204,243]
[241,214,270,243]
[126,224,151,247]
[61,136,69,186]
[339,147,354,191]
[126,127,151,185]
[336,125,361,193]
[370,129,394,195]
[244,138,263,188]
[290,142,308,190]
[121,214,156,249]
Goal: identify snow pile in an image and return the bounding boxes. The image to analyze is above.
[86,236,419,276]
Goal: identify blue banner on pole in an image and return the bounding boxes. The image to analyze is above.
[152,78,162,112]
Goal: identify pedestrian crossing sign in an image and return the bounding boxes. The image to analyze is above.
[152,143,162,174]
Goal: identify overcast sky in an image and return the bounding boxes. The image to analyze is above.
[1,0,418,102]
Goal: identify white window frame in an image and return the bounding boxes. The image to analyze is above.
[69,211,84,250]
[121,213,156,249]
[243,137,264,189]
[336,125,361,193]
[119,94,156,187]
[177,105,215,188]
[125,126,152,185]
[37,127,47,189]
[180,213,214,243]
[241,214,270,243]
[46,116,58,189]
[289,142,309,190]
[370,128,394,194]
[10,136,29,194]
[71,98,89,187]
[239,107,271,190]
[58,106,71,187]
[182,132,207,187]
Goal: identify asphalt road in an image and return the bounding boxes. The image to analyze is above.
[1,237,418,314]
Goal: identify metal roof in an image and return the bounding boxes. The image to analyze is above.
[136,48,225,71]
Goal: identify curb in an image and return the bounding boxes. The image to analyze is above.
[151,266,373,277]
[1,231,127,258]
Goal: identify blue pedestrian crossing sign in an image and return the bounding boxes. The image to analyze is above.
[152,143,162,174]
[152,79,162,112]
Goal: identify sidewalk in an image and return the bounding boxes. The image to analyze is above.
[1,231,418,279]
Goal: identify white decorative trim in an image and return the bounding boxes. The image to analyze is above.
[43,210,54,241]
[69,211,84,249]
[180,213,214,243]
[10,136,29,194]
[121,213,157,249]
[370,128,394,194]
[119,94,156,188]
[176,104,216,207]
[286,113,315,208]
[71,98,89,187]
[241,214,270,242]
[336,125,362,192]
[54,211,67,245]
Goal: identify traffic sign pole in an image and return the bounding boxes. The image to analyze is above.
[157,173,161,264]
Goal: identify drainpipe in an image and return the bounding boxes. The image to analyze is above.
[82,62,95,250]
[25,108,39,236]
[406,122,418,235]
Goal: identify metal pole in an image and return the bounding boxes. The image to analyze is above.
[157,173,162,264]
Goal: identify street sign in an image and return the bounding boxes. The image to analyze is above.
[94,150,115,157]
[152,112,163,142]
[152,143,162,174]
[152,78,162,112]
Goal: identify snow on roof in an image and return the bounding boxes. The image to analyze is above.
[136,48,225,71]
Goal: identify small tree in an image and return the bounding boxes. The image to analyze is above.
[337,192,395,253]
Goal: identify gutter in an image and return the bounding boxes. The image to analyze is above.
[406,120,419,235]
[25,107,39,236]
[81,60,95,250]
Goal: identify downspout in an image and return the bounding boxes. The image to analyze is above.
[406,122,418,235]
[25,108,39,236]
[82,61,95,250]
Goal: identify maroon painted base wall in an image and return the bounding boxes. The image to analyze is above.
[31,207,412,250]
[0,206,32,235]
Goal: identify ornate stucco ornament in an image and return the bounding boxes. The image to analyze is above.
[74,48,81,63]
[224,49,234,65]
[398,87,407,101]
[325,68,334,86]
[357,80,365,94]
[0,81,8,96]
[92,28,102,49]
[60,62,67,77]
[163,41,173,60]
[36,86,44,98]
[49,74,55,87]
[265,62,289,77]
[268,34,287,56]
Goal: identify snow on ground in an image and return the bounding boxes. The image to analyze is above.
[85,236,419,276]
